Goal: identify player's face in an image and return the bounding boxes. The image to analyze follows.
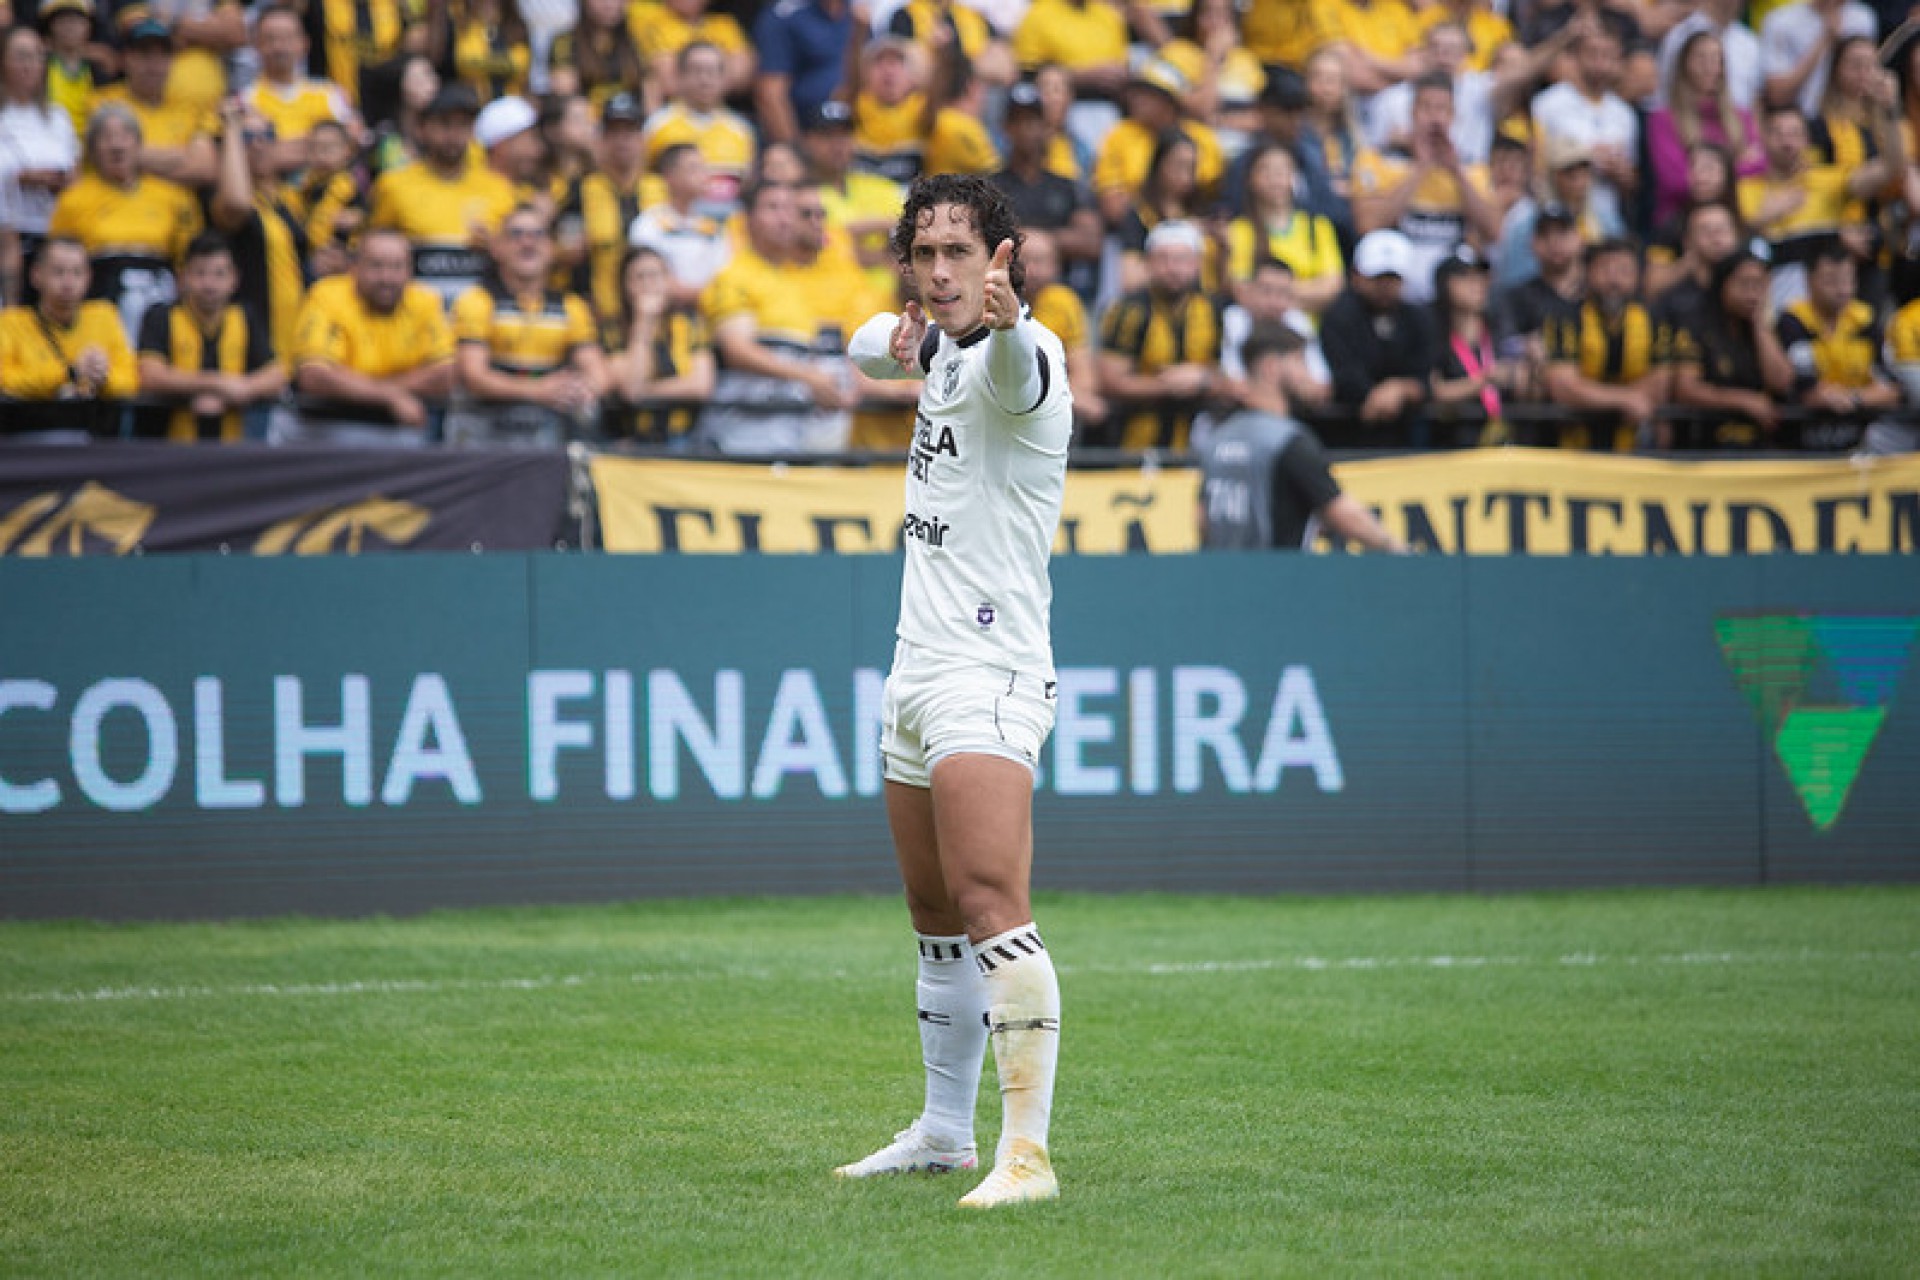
[909,202,991,334]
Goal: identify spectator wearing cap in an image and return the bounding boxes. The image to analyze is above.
[990,79,1103,300]
[800,98,905,303]
[89,11,217,189]
[1544,237,1662,450]
[555,93,649,324]
[1098,218,1225,450]
[208,98,307,365]
[1492,200,1585,376]
[246,5,353,176]
[550,0,654,115]
[450,0,531,101]
[287,226,454,444]
[643,41,757,213]
[751,0,852,147]
[49,103,203,338]
[133,231,283,443]
[1531,26,1640,234]
[1494,135,1619,288]
[642,0,756,101]
[1091,58,1223,228]
[1226,143,1344,316]
[629,143,730,310]
[1428,244,1515,445]
[1738,102,1889,310]
[0,25,81,292]
[1159,0,1268,151]
[1353,72,1502,306]
[39,0,100,137]
[0,236,137,424]
[475,96,548,201]
[366,84,518,306]
[1319,228,1435,442]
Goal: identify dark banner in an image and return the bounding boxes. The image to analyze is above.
[0,444,573,555]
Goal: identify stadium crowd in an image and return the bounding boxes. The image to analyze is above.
[0,0,1918,454]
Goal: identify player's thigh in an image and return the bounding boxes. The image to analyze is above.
[929,752,1036,939]
[885,779,962,935]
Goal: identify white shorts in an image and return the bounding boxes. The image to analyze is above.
[880,639,1057,788]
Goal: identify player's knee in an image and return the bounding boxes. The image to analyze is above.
[948,878,1028,940]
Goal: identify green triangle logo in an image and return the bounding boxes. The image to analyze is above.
[1716,615,1918,832]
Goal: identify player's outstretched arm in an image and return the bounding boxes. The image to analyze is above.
[849,303,929,382]
[983,242,1049,414]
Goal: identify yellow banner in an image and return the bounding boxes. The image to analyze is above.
[1331,449,1920,554]
[589,456,1203,554]
[590,449,1920,555]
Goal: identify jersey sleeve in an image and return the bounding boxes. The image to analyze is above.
[136,303,173,358]
[450,287,494,345]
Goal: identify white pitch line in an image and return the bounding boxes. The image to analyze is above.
[4,949,1916,1006]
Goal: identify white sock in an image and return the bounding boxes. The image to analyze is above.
[975,923,1060,1163]
[914,933,988,1150]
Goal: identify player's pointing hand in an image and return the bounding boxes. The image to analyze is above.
[890,300,927,371]
[984,239,1018,330]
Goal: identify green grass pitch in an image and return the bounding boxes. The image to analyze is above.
[3,887,1917,1277]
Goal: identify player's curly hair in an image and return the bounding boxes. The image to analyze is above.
[889,173,1026,297]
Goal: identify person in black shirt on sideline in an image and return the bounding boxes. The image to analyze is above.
[1198,322,1407,552]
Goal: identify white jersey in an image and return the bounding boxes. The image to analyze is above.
[851,312,1074,676]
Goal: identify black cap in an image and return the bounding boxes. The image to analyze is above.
[423,84,482,119]
[802,99,855,133]
[1260,67,1310,111]
[602,92,646,127]
[1435,243,1489,282]
[118,6,172,44]
[1535,202,1578,232]
[1006,81,1044,114]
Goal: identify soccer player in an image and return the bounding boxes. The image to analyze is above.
[841,173,1073,1209]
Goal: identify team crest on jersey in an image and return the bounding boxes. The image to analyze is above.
[976,603,995,628]
[942,360,962,398]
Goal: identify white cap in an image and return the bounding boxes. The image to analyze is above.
[1352,229,1415,279]
[474,96,537,150]
[1144,219,1205,256]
